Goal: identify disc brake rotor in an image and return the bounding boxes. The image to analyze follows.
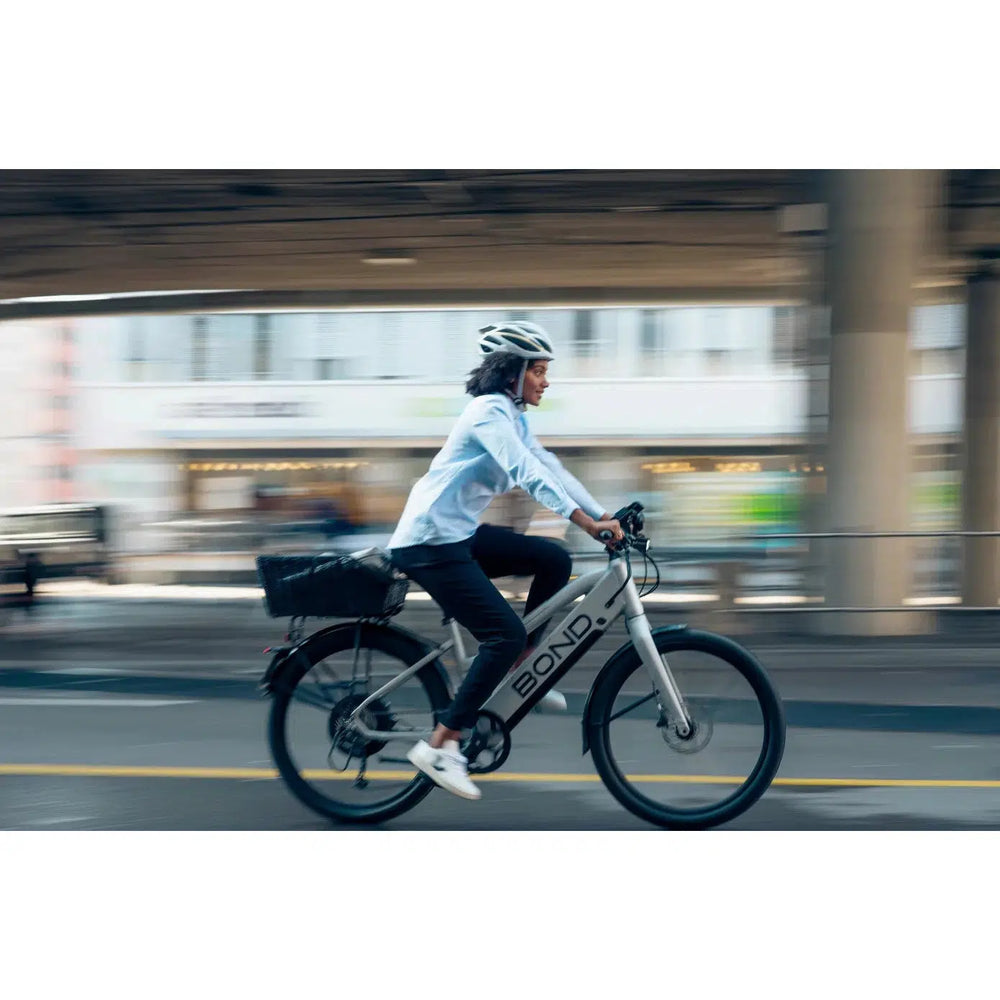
[659,712,713,754]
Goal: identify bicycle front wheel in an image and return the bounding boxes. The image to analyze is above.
[268,624,451,825]
[586,628,785,829]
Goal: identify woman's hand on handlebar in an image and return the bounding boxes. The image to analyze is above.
[571,509,625,548]
[593,519,625,548]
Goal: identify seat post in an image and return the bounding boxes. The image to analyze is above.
[446,618,473,673]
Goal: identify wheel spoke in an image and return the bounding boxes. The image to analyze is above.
[314,660,347,700]
[291,684,338,712]
[607,690,657,724]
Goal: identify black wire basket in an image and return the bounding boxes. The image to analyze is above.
[256,553,409,619]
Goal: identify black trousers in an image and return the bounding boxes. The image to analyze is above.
[389,524,573,731]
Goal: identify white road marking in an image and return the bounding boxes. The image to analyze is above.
[0,661,257,671]
[0,697,196,707]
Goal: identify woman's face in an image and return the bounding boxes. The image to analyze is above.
[520,360,550,407]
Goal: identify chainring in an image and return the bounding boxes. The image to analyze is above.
[462,710,512,774]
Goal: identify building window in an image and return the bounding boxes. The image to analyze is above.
[705,308,729,348]
[639,309,666,376]
[317,358,348,380]
[705,349,730,374]
[912,304,965,361]
[127,321,146,381]
[192,316,208,381]
[773,306,799,367]
[916,347,964,376]
[572,310,596,358]
[254,314,272,380]
[640,310,660,354]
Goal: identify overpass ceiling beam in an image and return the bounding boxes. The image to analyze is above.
[0,285,798,320]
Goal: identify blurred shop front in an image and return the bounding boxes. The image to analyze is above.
[68,369,964,583]
[636,452,807,548]
[181,455,409,529]
[71,375,807,512]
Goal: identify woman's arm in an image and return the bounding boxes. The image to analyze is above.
[471,402,580,519]
[523,426,606,521]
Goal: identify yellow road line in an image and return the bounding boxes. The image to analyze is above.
[2,763,1000,789]
[0,764,279,779]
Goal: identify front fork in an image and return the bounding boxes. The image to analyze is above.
[623,585,692,737]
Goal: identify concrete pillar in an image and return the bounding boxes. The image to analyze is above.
[818,170,931,635]
[802,241,831,602]
[961,267,1000,606]
[777,204,830,602]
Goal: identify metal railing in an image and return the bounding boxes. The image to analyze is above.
[731,529,1000,613]
[119,519,1000,614]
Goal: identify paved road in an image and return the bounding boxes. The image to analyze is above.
[3,592,1000,830]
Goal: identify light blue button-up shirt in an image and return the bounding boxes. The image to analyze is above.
[388,392,607,549]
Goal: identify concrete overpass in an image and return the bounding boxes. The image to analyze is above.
[1,169,995,314]
[3,169,1000,635]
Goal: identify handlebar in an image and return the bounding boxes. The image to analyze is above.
[598,501,648,554]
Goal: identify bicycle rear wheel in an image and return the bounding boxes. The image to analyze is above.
[268,624,451,824]
[586,628,785,829]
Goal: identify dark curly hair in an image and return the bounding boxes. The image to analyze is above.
[465,352,526,397]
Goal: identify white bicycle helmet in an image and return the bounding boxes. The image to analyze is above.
[477,321,555,360]
[476,321,554,410]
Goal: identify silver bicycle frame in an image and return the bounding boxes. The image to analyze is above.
[346,555,692,741]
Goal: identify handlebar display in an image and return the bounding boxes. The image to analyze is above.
[613,501,644,533]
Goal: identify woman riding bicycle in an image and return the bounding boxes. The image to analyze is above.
[388,320,624,800]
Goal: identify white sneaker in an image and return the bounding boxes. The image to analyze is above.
[407,739,481,800]
[534,688,568,713]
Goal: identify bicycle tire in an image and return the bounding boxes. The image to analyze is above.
[268,623,451,824]
[586,628,785,829]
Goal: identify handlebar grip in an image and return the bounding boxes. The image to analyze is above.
[598,530,613,542]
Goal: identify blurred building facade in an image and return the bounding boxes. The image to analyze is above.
[0,319,79,509]
[0,302,955,551]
